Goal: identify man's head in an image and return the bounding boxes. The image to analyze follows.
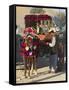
[48,27,56,36]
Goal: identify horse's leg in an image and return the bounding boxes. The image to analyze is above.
[27,57,31,78]
[30,57,34,75]
[24,57,27,78]
[33,56,37,75]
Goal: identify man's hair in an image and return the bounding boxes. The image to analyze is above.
[49,30,54,34]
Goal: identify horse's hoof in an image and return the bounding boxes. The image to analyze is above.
[48,70,51,73]
[24,76,27,78]
[34,72,37,75]
[27,76,31,79]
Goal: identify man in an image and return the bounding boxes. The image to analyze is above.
[48,27,58,73]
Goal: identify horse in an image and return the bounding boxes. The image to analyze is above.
[21,35,39,78]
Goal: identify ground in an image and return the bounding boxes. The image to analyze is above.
[16,66,66,84]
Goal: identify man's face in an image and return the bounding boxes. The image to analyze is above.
[50,32,55,36]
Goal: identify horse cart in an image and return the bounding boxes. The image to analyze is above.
[16,14,64,78]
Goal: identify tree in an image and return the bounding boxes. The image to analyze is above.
[30,8,45,14]
[52,15,66,31]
